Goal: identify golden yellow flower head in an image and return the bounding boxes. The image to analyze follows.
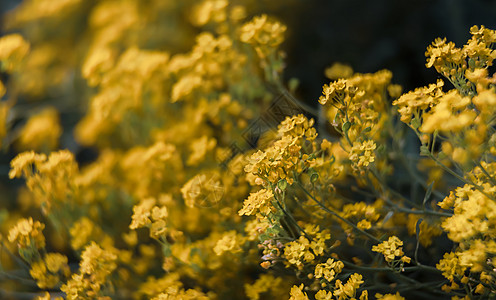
[0,34,30,72]
[8,217,45,249]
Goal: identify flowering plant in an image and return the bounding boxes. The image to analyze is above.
[0,1,495,299]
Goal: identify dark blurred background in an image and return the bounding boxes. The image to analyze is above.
[257,0,496,104]
[2,0,496,105]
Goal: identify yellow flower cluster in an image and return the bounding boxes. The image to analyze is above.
[375,292,405,300]
[393,79,445,124]
[244,274,288,300]
[8,217,45,251]
[372,236,411,264]
[0,33,30,72]
[61,242,118,300]
[130,197,169,239]
[239,188,275,216]
[278,114,318,141]
[240,14,287,59]
[4,0,496,298]
[289,284,309,300]
[9,150,78,215]
[29,253,70,289]
[342,202,380,231]
[348,140,376,171]
[333,273,366,300]
[181,172,224,208]
[425,25,496,93]
[17,107,62,152]
[213,230,244,256]
[69,217,107,251]
[283,227,331,270]
[244,135,302,185]
[314,258,344,283]
[419,89,475,133]
[319,70,393,145]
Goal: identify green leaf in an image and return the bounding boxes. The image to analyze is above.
[411,117,421,129]
[423,182,434,207]
[310,173,319,183]
[342,121,351,133]
[420,145,430,156]
[277,179,288,191]
[414,218,423,262]
[288,78,300,93]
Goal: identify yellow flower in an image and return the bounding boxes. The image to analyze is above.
[187,135,217,166]
[319,79,347,105]
[238,189,274,216]
[325,62,353,80]
[278,114,317,141]
[129,198,156,230]
[69,217,104,250]
[314,258,344,282]
[284,236,315,269]
[181,172,224,208]
[372,236,410,263]
[289,284,309,300]
[375,292,405,300]
[0,34,30,72]
[34,292,63,300]
[213,230,243,255]
[333,273,363,300]
[349,140,376,170]
[315,290,333,300]
[30,253,70,289]
[392,79,444,123]
[8,151,47,179]
[8,217,45,249]
[240,14,286,58]
[436,252,466,281]
[419,90,475,134]
[190,0,228,26]
[17,107,62,151]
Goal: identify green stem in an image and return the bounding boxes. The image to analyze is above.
[296,181,382,243]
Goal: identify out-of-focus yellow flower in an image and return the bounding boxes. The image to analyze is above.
[8,217,45,250]
[17,107,62,152]
[325,62,354,80]
[0,34,30,72]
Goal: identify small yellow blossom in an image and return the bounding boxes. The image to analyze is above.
[190,0,228,27]
[30,253,70,288]
[34,292,63,300]
[278,114,317,141]
[325,63,353,80]
[349,140,376,170]
[245,274,284,300]
[214,230,243,255]
[8,217,45,249]
[375,292,405,300]
[372,236,410,264]
[284,236,315,269]
[333,273,363,300]
[240,14,286,58]
[315,258,344,282]
[17,107,62,151]
[0,34,30,72]
[436,252,466,281]
[315,289,333,300]
[289,284,309,300]
[238,189,274,216]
